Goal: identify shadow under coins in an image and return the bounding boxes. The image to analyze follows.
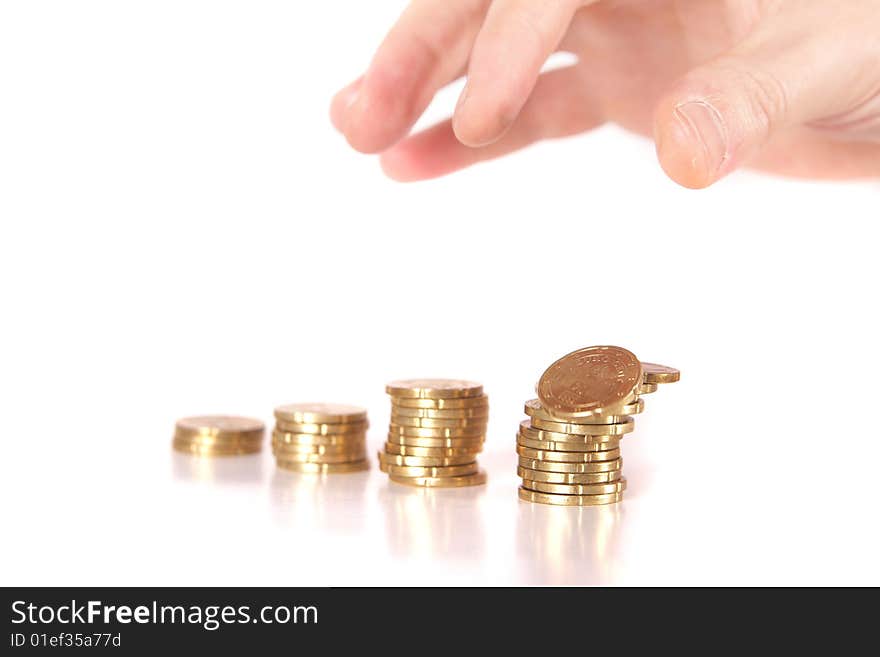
[269,468,370,536]
[171,452,266,486]
[515,500,624,585]
[377,481,488,563]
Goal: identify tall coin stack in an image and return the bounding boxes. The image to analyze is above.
[172,416,265,456]
[272,403,370,474]
[379,379,489,487]
[517,346,679,506]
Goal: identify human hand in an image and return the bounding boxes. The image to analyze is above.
[330,0,880,188]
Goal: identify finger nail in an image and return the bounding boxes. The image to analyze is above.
[671,100,729,182]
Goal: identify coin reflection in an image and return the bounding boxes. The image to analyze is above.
[378,482,486,562]
[516,501,622,585]
[171,451,265,485]
[270,468,369,535]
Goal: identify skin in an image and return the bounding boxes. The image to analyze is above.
[330,0,880,188]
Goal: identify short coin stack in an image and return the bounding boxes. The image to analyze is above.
[379,379,488,487]
[272,403,370,474]
[517,346,679,506]
[172,415,265,456]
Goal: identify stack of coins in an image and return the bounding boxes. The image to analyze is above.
[517,346,679,506]
[272,403,369,474]
[172,415,265,456]
[379,379,488,487]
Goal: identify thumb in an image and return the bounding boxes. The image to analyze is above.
[653,9,873,189]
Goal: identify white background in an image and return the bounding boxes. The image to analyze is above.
[1,1,878,586]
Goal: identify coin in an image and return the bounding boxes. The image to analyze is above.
[528,416,634,436]
[389,471,487,488]
[274,419,367,435]
[523,479,627,496]
[516,435,621,453]
[390,406,490,419]
[518,421,620,444]
[518,456,622,473]
[523,398,643,424]
[517,466,622,484]
[516,446,621,462]
[273,402,367,424]
[377,451,476,467]
[172,439,261,456]
[518,487,623,506]
[271,441,365,457]
[174,415,265,439]
[272,431,362,446]
[379,462,480,478]
[388,424,485,438]
[385,434,484,449]
[383,443,482,458]
[386,379,484,399]
[275,452,366,465]
[276,459,370,474]
[641,362,680,384]
[389,414,486,429]
[391,396,489,410]
[537,346,642,417]
[637,382,658,395]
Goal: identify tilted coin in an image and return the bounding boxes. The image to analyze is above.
[518,421,620,444]
[174,415,265,439]
[390,405,490,419]
[518,487,623,506]
[517,466,622,484]
[537,346,642,418]
[389,471,487,488]
[385,379,484,399]
[172,439,261,456]
[273,402,367,425]
[383,443,481,458]
[275,452,366,465]
[274,419,368,435]
[518,456,622,473]
[523,478,627,496]
[377,451,476,467]
[388,424,485,438]
[271,441,365,457]
[641,362,681,384]
[391,395,489,410]
[517,435,621,453]
[276,459,370,474]
[379,462,480,478]
[516,445,621,462]
[637,382,658,395]
[272,430,364,446]
[389,414,487,429]
[385,434,484,449]
[523,398,642,424]
[528,416,634,436]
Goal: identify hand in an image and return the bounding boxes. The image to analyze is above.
[330,0,880,188]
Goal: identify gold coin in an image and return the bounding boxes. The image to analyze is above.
[271,441,365,457]
[276,459,370,474]
[389,471,487,488]
[537,346,642,418]
[275,452,366,465]
[517,435,621,453]
[174,415,265,439]
[388,424,485,439]
[385,379,483,399]
[172,439,261,456]
[379,462,480,478]
[523,478,627,496]
[518,487,623,506]
[389,414,487,429]
[641,362,680,384]
[385,434,484,449]
[523,398,643,423]
[377,451,475,467]
[637,382,658,395]
[273,402,367,424]
[528,417,634,436]
[390,405,490,419]
[173,431,263,445]
[517,466,621,484]
[272,430,364,446]
[516,446,621,462]
[391,395,489,410]
[518,456,622,473]
[518,421,619,444]
[274,419,367,435]
[383,443,481,458]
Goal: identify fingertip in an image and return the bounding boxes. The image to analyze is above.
[452,88,514,148]
[329,77,363,134]
[653,97,727,189]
